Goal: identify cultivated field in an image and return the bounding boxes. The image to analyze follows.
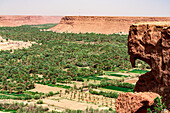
[0,24,150,113]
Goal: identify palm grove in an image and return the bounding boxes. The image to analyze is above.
[0,24,149,95]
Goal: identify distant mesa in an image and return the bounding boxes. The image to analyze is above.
[48,16,170,34]
[0,15,63,27]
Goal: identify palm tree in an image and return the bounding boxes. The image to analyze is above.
[59,90,62,97]
[7,82,14,94]
[15,83,25,94]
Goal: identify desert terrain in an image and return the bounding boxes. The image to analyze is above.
[0,17,169,113]
[49,16,170,34]
[0,15,62,27]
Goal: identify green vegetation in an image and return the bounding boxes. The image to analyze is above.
[37,100,44,104]
[89,89,119,98]
[0,24,135,94]
[128,69,149,74]
[103,86,133,92]
[88,80,135,90]
[147,97,166,113]
[29,23,58,29]
[0,90,58,100]
[0,24,150,112]
[37,82,71,89]
[65,107,117,113]
[107,73,129,77]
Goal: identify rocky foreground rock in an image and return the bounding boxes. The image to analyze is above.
[115,92,160,113]
[128,22,170,109]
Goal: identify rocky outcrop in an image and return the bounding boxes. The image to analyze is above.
[49,16,170,34]
[0,15,62,27]
[128,22,170,109]
[115,92,160,113]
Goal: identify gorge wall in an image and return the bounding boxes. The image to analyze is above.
[128,22,170,109]
[0,15,62,27]
[49,16,170,34]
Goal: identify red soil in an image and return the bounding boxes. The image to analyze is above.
[49,16,170,34]
[0,15,63,27]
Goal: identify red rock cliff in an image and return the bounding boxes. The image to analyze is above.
[49,16,170,34]
[128,22,170,109]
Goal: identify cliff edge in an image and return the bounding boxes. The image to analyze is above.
[49,16,170,34]
[128,21,170,109]
[0,15,62,27]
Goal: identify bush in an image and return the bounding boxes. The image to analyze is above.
[147,97,166,113]
[37,100,43,104]
[89,89,119,98]
[24,94,32,100]
[34,94,40,99]
[48,91,54,96]
[72,76,84,82]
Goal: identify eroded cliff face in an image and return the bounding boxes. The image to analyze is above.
[0,15,62,27]
[49,16,170,34]
[128,22,170,109]
[115,92,160,113]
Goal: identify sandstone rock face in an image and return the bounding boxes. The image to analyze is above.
[0,15,62,27]
[49,16,170,34]
[115,92,160,113]
[128,22,170,109]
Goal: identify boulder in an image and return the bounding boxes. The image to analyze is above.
[128,22,170,109]
[115,92,160,113]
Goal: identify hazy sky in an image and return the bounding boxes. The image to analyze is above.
[0,0,170,16]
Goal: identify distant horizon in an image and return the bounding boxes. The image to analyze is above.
[0,0,170,17]
[0,15,170,17]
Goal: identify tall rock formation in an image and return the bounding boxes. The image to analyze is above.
[128,22,170,109]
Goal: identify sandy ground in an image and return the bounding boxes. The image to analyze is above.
[124,78,139,84]
[29,83,65,93]
[98,75,122,80]
[0,36,37,51]
[42,98,99,110]
[99,88,123,93]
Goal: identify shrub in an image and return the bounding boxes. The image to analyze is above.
[48,91,54,96]
[89,89,119,98]
[37,100,43,104]
[147,97,166,113]
[24,94,32,100]
[34,94,40,99]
